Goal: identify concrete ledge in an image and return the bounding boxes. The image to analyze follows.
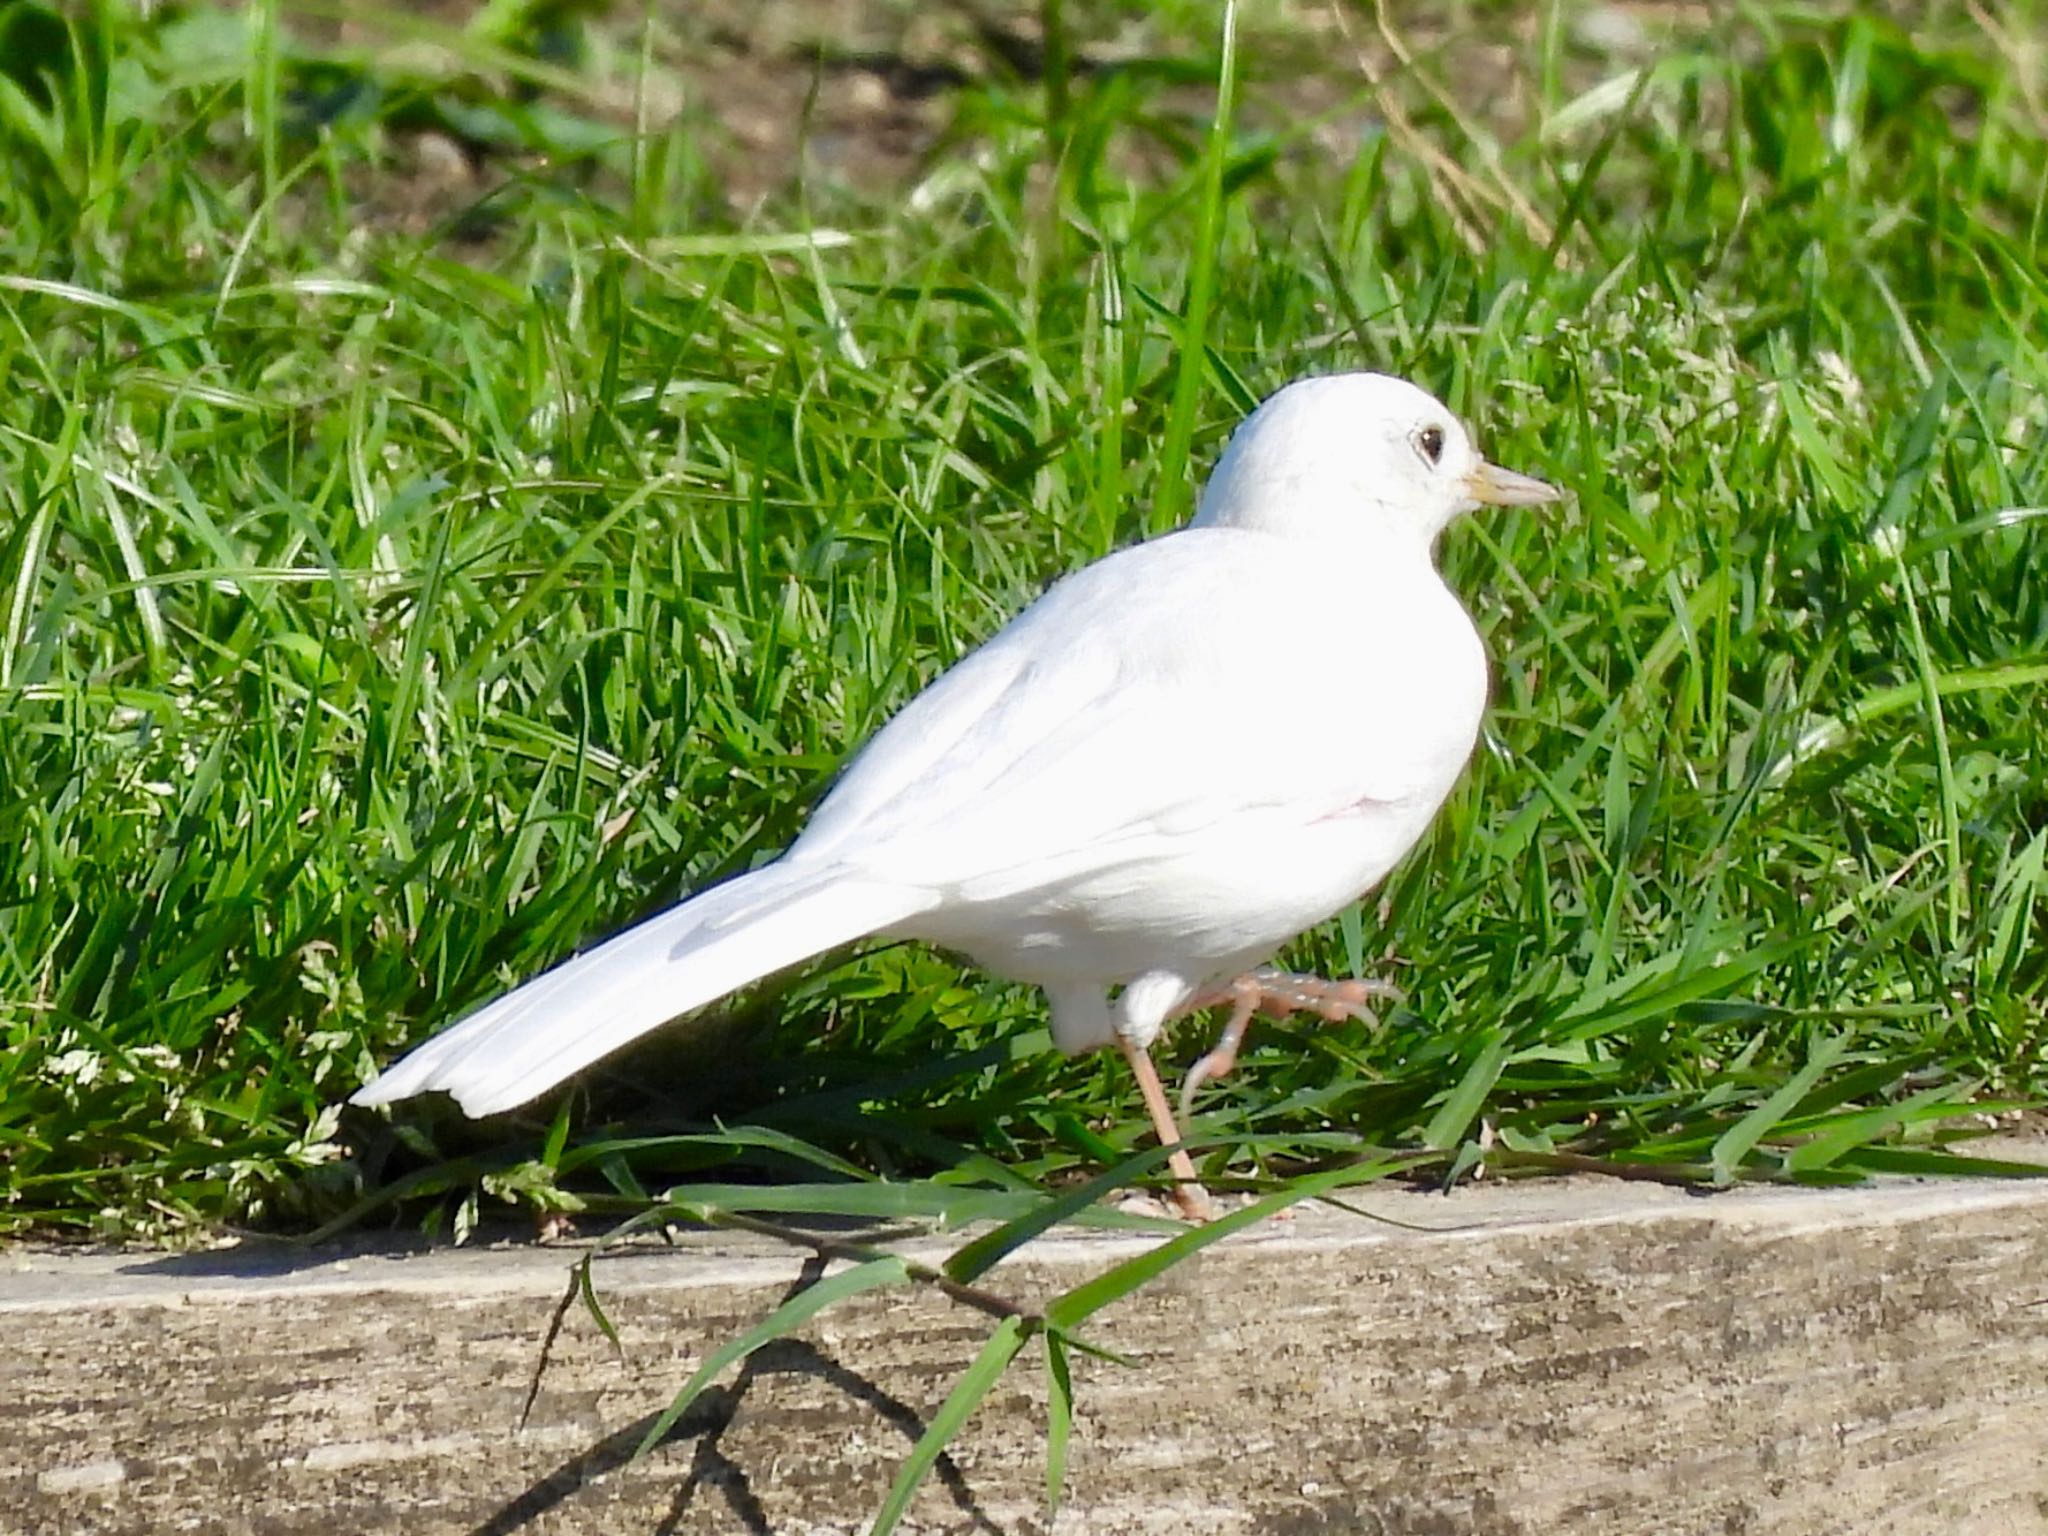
[7,1166,2048,1535]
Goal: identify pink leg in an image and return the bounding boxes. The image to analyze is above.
[1118,1035,1218,1222]
[1178,968,1403,1121]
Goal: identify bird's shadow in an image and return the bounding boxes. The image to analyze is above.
[470,1258,1013,1536]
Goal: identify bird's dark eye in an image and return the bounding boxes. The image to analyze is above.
[1416,425,1446,466]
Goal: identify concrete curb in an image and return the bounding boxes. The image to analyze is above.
[7,1166,2048,1535]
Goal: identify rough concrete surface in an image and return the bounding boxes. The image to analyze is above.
[6,1167,2048,1536]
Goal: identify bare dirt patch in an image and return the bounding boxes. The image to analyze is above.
[285,0,1611,236]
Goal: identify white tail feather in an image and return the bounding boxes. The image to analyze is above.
[352,864,932,1117]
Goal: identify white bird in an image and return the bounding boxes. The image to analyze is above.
[352,373,1559,1218]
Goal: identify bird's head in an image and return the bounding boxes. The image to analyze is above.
[1191,373,1560,547]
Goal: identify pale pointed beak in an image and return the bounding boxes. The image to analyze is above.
[1465,460,1563,508]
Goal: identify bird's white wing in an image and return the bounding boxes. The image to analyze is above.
[790,525,1485,897]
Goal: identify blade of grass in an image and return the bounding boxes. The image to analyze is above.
[1422,1030,1508,1151]
[943,1143,1174,1285]
[1148,0,1237,528]
[1046,1156,1413,1333]
[1043,1328,1074,1512]
[1710,1034,1852,1183]
[868,1314,1033,1536]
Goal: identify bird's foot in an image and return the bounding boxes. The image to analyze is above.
[1235,966,1404,1023]
[1178,968,1403,1121]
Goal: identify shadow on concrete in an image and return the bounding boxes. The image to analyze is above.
[111,1220,940,1284]
[115,1234,428,1280]
[468,1258,1011,1536]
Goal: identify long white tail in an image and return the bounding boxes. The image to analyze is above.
[352,861,933,1117]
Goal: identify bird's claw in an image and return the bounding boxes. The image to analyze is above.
[1177,968,1402,1122]
[1242,966,1404,1024]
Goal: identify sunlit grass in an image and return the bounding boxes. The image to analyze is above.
[0,1,2043,1250]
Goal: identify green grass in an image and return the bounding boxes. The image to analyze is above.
[9,3,2048,1520]
[1,0,2044,1264]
